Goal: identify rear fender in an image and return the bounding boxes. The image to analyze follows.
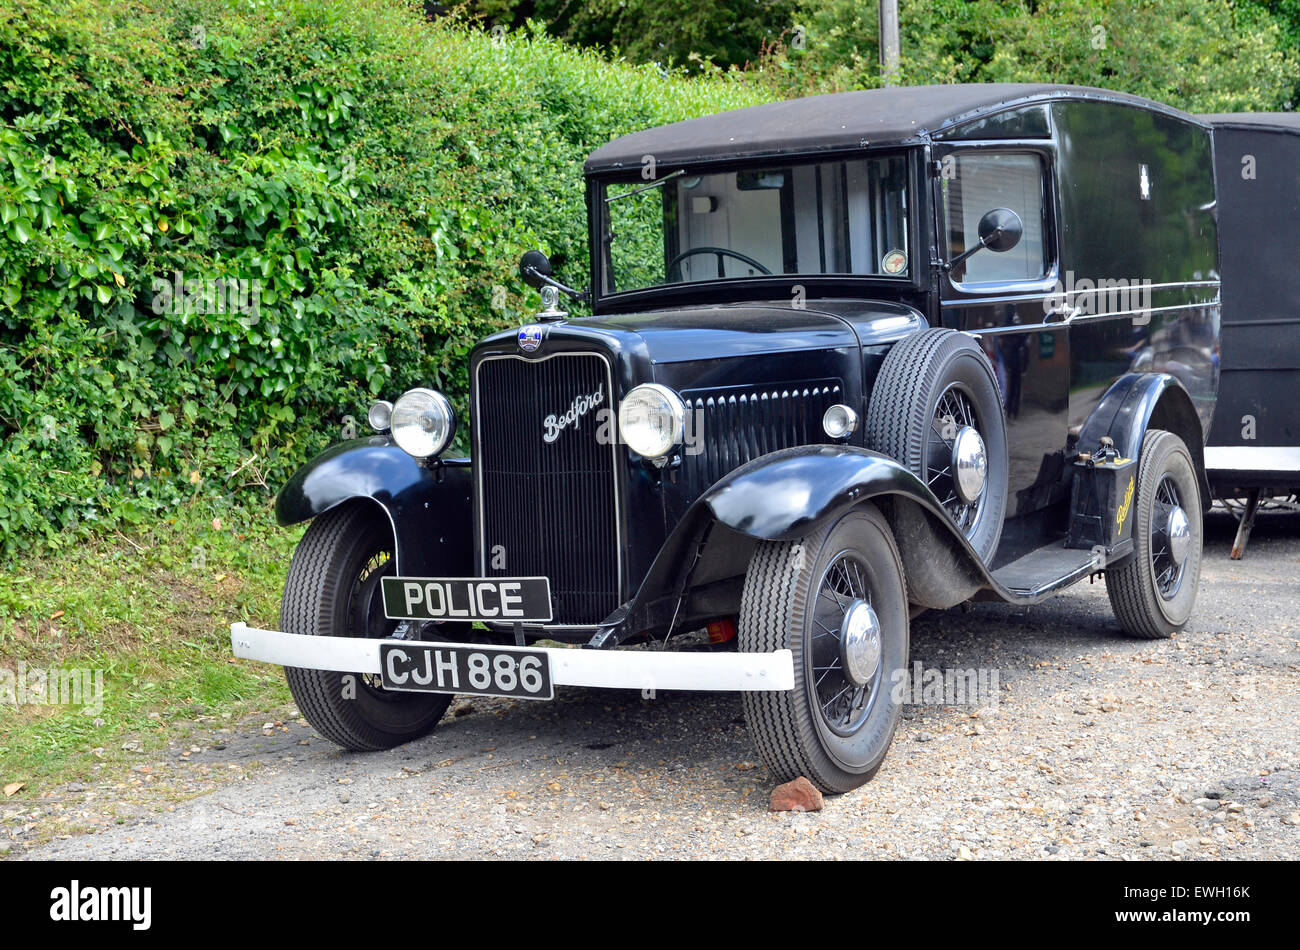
[1076,373,1209,503]
[275,438,472,577]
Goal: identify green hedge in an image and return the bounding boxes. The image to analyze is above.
[0,0,770,555]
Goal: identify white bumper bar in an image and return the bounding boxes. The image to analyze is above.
[229,623,794,692]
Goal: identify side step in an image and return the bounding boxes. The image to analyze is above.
[989,538,1130,601]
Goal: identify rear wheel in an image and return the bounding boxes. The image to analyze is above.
[282,501,459,750]
[1106,429,1203,639]
[740,505,909,793]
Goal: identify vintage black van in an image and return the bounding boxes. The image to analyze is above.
[232,84,1220,792]
[1200,112,1300,557]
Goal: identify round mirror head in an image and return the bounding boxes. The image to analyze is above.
[978,207,1024,253]
[519,250,553,288]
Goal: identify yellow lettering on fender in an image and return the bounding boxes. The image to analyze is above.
[1116,476,1135,528]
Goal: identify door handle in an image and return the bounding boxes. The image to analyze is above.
[1044,304,1080,324]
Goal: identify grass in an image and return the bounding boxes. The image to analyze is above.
[0,500,303,798]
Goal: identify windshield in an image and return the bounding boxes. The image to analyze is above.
[599,153,911,296]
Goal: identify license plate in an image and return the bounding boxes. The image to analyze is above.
[378,642,554,700]
[381,576,552,623]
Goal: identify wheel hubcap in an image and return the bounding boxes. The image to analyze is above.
[811,552,882,735]
[1167,505,1191,566]
[927,384,986,536]
[952,425,988,504]
[1150,474,1190,600]
[840,600,882,686]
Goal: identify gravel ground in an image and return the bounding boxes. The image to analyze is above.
[11,508,1300,861]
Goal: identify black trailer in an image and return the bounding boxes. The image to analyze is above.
[1200,113,1300,556]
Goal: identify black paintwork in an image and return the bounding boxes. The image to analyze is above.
[276,437,473,579]
[277,85,1221,645]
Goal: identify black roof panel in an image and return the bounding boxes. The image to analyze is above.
[1200,112,1300,132]
[585,83,1199,172]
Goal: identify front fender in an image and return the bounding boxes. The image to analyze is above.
[704,445,992,609]
[702,444,947,542]
[598,446,994,643]
[275,437,472,577]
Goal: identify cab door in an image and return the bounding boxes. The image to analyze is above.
[933,144,1072,517]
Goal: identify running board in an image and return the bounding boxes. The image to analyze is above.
[988,538,1132,603]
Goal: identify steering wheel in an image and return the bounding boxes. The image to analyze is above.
[667,246,773,281]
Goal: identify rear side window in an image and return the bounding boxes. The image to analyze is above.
[942,152,1048,284]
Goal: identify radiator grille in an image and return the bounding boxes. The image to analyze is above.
[680,380,843,499]
[474,353,620,626]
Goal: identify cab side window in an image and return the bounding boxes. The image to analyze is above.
[942,152,1048,284]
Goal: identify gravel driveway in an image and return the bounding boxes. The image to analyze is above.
[14,509,1300,860]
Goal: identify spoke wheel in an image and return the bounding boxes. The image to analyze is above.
[924,383,985,535]
[1107,429,1203,639]
[352,550,401,698]
[810,553,881,736]
[740,504,909,794]
[1149,474,1189,600]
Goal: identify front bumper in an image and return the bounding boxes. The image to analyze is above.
[229,623,794,692]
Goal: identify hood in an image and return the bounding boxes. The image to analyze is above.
[473,299,926,367]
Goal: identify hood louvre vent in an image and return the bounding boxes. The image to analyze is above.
[679,380,843,500]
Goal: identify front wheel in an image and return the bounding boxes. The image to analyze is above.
[1106,429,1204,639]
[282,501,457,750]
[739,505,909,793]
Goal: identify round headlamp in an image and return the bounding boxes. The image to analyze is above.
[367,400,393,433]
[618,384,685,460]
[390,388,455,459]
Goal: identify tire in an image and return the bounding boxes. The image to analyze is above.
[865,328,1009,563]
[1106,429,1203,639]
[740,504,909,793]
[282,501,455,751]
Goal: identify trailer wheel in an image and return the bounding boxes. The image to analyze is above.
[282,501,456,750]
[740,504,909,793]
[865,328,1008,562]
[1106,429,1203,639]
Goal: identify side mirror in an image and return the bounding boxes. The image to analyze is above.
[977,207,1024,253]
[519,250,552,289]
[518,249,589,305]
[944,207,1025,275]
